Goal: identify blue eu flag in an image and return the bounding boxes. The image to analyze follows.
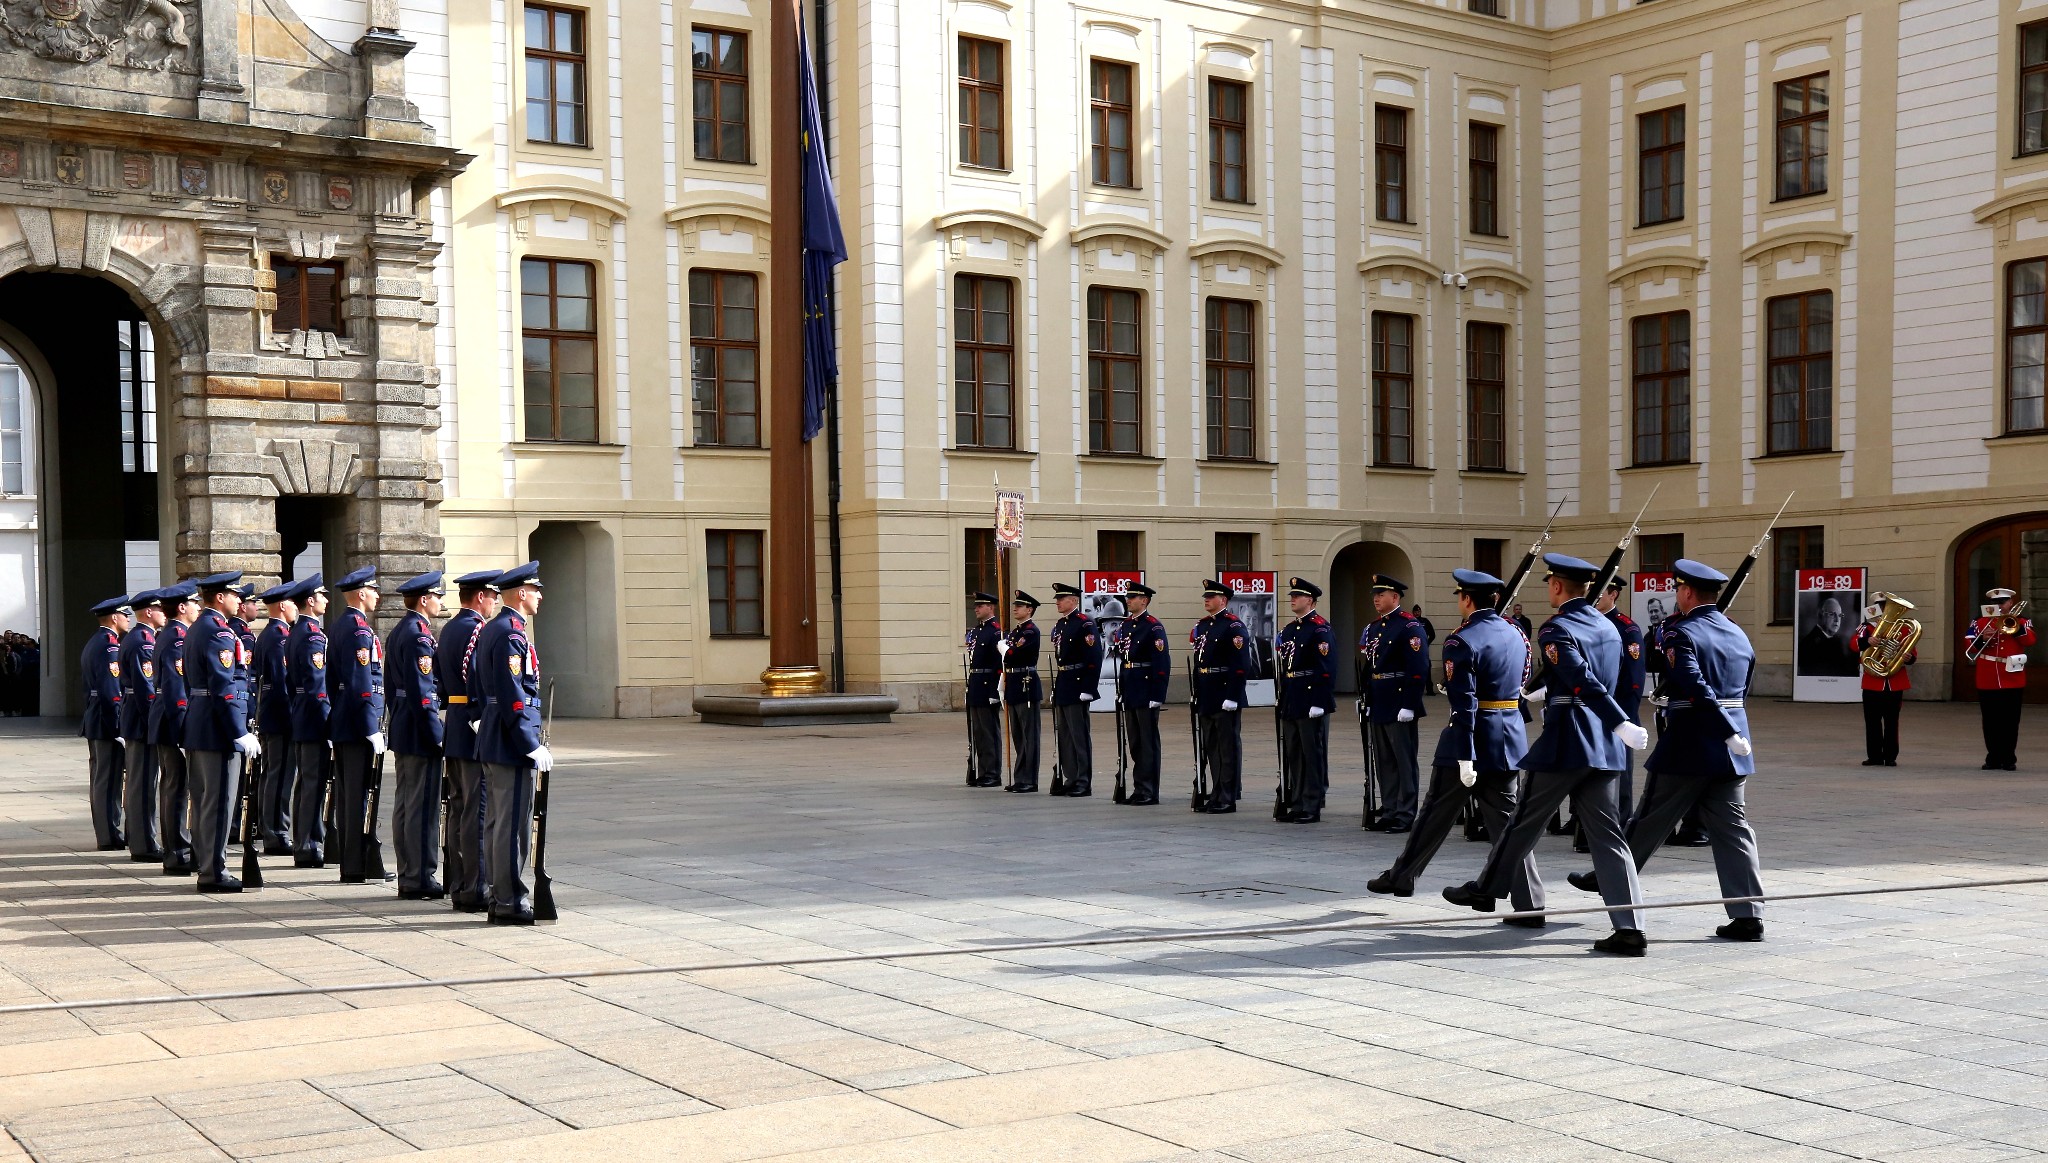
[798,11,846,442]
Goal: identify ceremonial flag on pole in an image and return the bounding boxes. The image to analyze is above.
[797,3,846,442]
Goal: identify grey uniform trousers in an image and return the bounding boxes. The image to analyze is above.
[1052,703,1092,793]
[1278,714,1329,816]
[1624,770,1764,920]
[392,752,444,893]
[483,762,536,917]
[332,741,376,883]
[1198,709,1242,806]
[1007,701,1041,789]
[1391,766,1539,911]
[259,733,296,848]
[445,757,489,904]
[1478,767,1642,930]
[966,704,1002,785]
[187,750,239,885]
[1124,704,1161,800]
[156,742,192,866]
[292,741,331,859]
[87,738,125,847]
[123,738,159,857]
[1367,719,1421,827]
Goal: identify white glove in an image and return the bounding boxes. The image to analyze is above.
[995,638,1010,656]
[1615,721,1651,751]
[528,745,554,772]
[1079,693,1094,702]
[988,697,1000,706]
[466,717,478,732]
[233,733,260,756]
[367,731,386,756]
[1728,734,1753,758]
[1149,700,1163,710]
[1222,699,1239,711]
[1524,686,1548,707]
[1396,708,1415,723]
[1458,760,1477,787]
[1308,706,1326,719]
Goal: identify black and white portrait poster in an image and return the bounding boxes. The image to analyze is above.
[1219,571,1277,707]
[1079,570,1141,712]
[1794,566,1865,702]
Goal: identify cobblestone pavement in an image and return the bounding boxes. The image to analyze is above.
[1,699,2046,1162]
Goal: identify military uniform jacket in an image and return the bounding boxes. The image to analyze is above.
[1049,612,1104,706]
[387,611,443,755]
[1968,615,2037,691]
[1276,612,1335,720]
[287,617,330,739]
[1645,606,1755,778]
[1522,598,1629,774]
[79,626,122,740]
[1190,611,1251,715]
[253,617,294,736]
[181,608,250,751]
[435,608,485,762]
[116,624,157,742]
[1115,612,1171,706]
[148,621,189,747]
[229,616,257,664]
[326,607,386,743]
[472,607,543,766]
[1433,609,1530,770]
[1002,620,1042,705]
[1360,610,1429,724]
[964,619,1002,705]
[1607,609,1646,720]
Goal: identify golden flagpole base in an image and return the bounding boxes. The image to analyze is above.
[760,665,828,697]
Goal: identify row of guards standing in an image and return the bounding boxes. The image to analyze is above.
[77,562,558,924]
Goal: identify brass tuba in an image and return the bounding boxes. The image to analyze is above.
[1860,592,1922,678]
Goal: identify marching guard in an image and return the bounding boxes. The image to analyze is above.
[1114,584,1169,806]
[82,595,133,851]
[1967,587,2035,771]
[472,561,549,925]
[1360,575,1428,833]
[253,582,299,854]
[1047,582,1102,797]
[117,589,165,862]
[183,572,259,893]
[1274,577,1334,823]
[1595,576,1646,827]
[327,568,387,884]
[1190,580,1250,813]
[388,572,447,900]
[288,575,333,867]
[1369,569,1539,910]
[963,593,1003,788]
[1002,592,1043,793]
[150,583,200,875]
[437,569,503,912]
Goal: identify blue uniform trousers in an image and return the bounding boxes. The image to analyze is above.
[88,738,125,848]
[1052,704,1092,793]
[1123,704,1161,801]
[393,752,443,893]
[292,741,331,860]
[1198,709,1241,806]
[967,705,1001,786]
[1367,719,1420,827]
[259,733,296,849]
[1007,703,1040,790]
[1278,715,1328,816]
[156,742,192,868]
[123,740,159,858]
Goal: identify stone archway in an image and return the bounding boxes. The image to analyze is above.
[1329,538,1418,695]
[1951,512,2048,703]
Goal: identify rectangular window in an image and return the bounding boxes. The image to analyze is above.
[1090,59,1135,188]
[0,363,19,494]
[520,257,599,443]
[689,269,759,447]
[1465,321,1507,470]
[690,27,750,163]
[706,530,765,637]
[1631,311,1691,465]
[1086,286,1142,454]
[1638,533,1684,575]
[2008,258,2047,433]
[1370,311,1415,467]
[1375,105,1410,223]
[1098,530,1142,572]
[1766,290,1832,453]
[958,36,1005,170]
[1204,297,1257,460]
[954,274,1015,449]
[117,320,156,475]
[1208,79,1249,203]
[1774,74,1829,200]
[1469,0,1503,14]
[1469,122,1501,237]
[1474,538,1506,580]
[271,258,345,335]
[1638,106,1686,226]
[1771,526,1824,624]
[524,4,587,146]
[2023,21,2048,156]
[1215,532,1255,575]
[965,528,998,600]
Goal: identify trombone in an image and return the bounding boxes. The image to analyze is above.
[1966,599,2031,663]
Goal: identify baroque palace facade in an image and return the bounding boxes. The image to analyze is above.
[6,0,2048,712]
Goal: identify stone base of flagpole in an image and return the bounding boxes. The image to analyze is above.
[695,690,899,727]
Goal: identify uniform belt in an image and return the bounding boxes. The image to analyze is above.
[1285,670,1320,678]
[1002,667,1034,674]
[1478,699,1519,711]
[445,695,468,704]
[1371,672,1405,680]
[1673,697,1744,708]
[967,668,996,675]
[1058,664,1088,671]
[1550,695,1582,706]
[1196,667,1230,674]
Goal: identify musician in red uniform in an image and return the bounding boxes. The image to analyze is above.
[1967,587,2035,771]
[1852,602,1916,768]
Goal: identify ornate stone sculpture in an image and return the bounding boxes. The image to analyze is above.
[0,0,194,71]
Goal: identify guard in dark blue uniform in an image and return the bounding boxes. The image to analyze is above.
[1190,580,1251,812]
[435,569,502,912]
[1360,575,1428,832]
[473,561,548,924]
[1369,570,1539,910]
[327,567,387,884]
[1580,577,1646,847]
[1114,584,1170,805]
[81,595,133,850]
[963,593,1003,788]
[117,590,165,861]
[182,572,259,891]
[288,575,333,866]
[1275,577,1335,822]
[253,582,299,854]
[1002,592,1043,793]
[387,572,447,900]
[1444,553,1651,954]
[1571,559,1766,942]
[1047,582,1103,797]
[150,583,200,874]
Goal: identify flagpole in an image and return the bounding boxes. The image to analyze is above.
[815,0,846,696]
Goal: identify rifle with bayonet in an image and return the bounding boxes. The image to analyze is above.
[1719,492,1795,612]
[1588,483,1662,599]
[1497,497,1568,613]
[532,679,557,921]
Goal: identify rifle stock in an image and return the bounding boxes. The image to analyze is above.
[532,679,557,921]
[1110,654,1128,803]
[363,749,389,882]
[239,750,264,888]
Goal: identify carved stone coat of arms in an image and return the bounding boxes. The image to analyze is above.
[0,0,196,71]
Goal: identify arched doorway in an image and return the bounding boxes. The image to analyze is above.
[1330,540,1417,694]
[529,520,622,717]
[1953,513,2048,703]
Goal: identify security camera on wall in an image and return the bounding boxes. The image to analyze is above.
[1454,273,1469,289]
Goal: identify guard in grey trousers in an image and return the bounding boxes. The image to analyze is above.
[472,561,548,924]
[1443,553,1653,955]
[387,572,448,899]
[436,570,503,912]
[80,596,133,850]
[252,582,300,854]
[287,576,333,866]
[151,584,201,874]
[1001,593,1043,793]
[117,591,165,861]
[183,572,260,892]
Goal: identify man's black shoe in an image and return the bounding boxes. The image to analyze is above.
[1567,871,1600,893]
[1592,929,1647,956]
[1005,784,1038,793]
[1366,871,1413,897]
[399,885,448,901]
[1123,795,1160,806]
[1715,917,1764,942]
[97,840,127,852]
[487,908,535,926]
[162,861,195,876]
[129,849,165,863]
[1442,882,1496,912]
[1500,915,1547,929]
[1861,758,1883,767]
[1206,801,1236,814]
[1289,811,1321,823]
[451,894,487,913]
[1883,760,1897,767]
[295,851,325,868]
[262,843,294,857]
[1066,787,1092,798]
[1672,831,1710,847]
[1380,822,1411,834]
[974,779,1003,788]
[197,876,244,894]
